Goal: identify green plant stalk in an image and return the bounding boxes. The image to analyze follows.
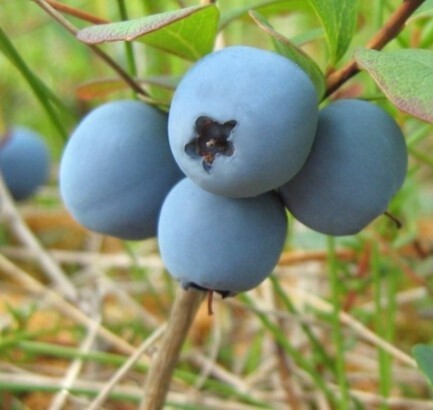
[420,19,433,48]
[407,123,431,147]
[384,271,397,400]
[0,329,57,354]
[16,340,268,406]
[0,380,141,403]
[374,0,385,31]
[372,244,397,409]
[240,292,338,407]
[270,275,336,374]
[0,27,67,141]
[19,339,147,369]
[116,0,138,80]
[0,26,72,119]
[140,2,170,71]
[366,0,386,98]
[327,236,350,409]
[372,244,386,410]
[408,146,433,169]
[123,242,168,315]
[139,0,187,101]
[0,377,262,410]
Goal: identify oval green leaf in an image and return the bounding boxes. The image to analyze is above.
[355,47,433,123]
[308,0,358,64]
[77,5,219,61]
[249,10,325,99]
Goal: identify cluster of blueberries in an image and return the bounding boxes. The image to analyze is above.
[60,46,408,297]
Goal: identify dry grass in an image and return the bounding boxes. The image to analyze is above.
[0,177,432,409]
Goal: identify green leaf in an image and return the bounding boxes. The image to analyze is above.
[308,0,358,64]
[354,47,433,123]
[413,344,433,385]
[291,28,325,48]
[249,10,326,99]
[77,5,219,61]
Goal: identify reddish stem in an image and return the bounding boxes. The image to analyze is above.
[325,0,426,98]
[45,0,109,24]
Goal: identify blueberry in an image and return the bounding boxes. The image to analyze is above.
[279,99,408,236]
[157,178,288,296]
[60,100,183,240]
[0,127,50,201]
[168,45,318,198]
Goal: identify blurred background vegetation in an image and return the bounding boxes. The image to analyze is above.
[1,0,433,409]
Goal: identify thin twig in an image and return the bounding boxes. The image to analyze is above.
[0,253,141,357]
[31,0,148,97]
[0,245,162,327]
[279,249,356,266]
[140,288,205,410]
[0,173,77,301]
[287,286,417,368]
[49,316,100,410]
[0,246,164,269]
[325,0,426,97]
[88,325,166,410]
[45,0,109,24]
[189,352,252,394]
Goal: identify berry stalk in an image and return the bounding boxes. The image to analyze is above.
[140,288,205,410]
[325,0,426,97]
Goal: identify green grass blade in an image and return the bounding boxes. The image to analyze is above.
[0,27,68,141]
[270,275,336,373]
[373,243,398,409]
[116,0,138,80]
[16,340,270,407]
[240,292,338,406]
[327,236,350,409]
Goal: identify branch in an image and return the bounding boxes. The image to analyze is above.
[45,0,109,24]
[87,325,166,410]
[32,0,148,98]
[140,288,205,410]
[325,0,426,98]
[0,253,140,357]
[0,172,77,300]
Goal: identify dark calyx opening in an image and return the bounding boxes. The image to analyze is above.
[184,116,236,173]
[180,279,235,299]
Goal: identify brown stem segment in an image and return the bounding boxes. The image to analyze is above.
[140,288,205,410]
[32,0,148,98]
[45,0,109,24]
[384,210,403,229]
[325,0,426,98]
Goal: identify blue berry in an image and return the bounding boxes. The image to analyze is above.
[60,100,183,240]
[158,178,288,296]
[279,99,408,236]
[168,45,318,198]
[0,127,50,201]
